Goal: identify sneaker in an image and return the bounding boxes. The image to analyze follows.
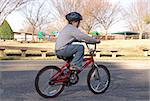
[70,65,83,74]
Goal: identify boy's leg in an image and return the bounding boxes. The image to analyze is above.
[57,44,84,70]
[66,44,84,69]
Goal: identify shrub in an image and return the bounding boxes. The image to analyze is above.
[0,20,13,40]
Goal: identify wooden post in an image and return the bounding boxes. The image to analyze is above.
[96,50,101,58]
[143,49,149,57]
[0,48,5,57]
[41,50,47,57]
[111,50,118,58]
[20,48,27,57]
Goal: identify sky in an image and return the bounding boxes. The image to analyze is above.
[7,12,25,32]
[6,0,132,33]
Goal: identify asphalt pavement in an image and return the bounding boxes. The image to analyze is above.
[0,60,150,101]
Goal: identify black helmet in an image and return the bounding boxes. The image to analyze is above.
[65,12,82,22]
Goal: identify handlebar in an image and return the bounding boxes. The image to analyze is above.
[74,40,100,44]
[85,43,96,52]
[73,40,99,55]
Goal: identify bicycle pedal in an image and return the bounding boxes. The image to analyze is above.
[71,70,78,74]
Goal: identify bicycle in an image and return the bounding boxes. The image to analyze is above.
[35,42,110,98]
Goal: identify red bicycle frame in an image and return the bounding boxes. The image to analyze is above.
[50,43,96,84]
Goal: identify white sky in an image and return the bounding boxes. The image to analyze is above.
[7,11,25,32]
[6,0,132,33]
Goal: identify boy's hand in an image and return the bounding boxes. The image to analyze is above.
[93,37,100,43]
[96,39,100,43]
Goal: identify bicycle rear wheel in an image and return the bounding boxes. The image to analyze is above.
[87,64,110,94]
[35,66,65,98]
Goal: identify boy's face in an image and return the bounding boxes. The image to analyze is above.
[72,21,80,28]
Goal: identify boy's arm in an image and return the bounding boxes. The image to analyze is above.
[72,28,98,43]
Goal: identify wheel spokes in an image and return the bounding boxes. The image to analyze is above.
[36,67,64,97]
[95,81,101,90]
[42,83,62,96]
[90,67,109,92]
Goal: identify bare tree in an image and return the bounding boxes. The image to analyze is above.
[0,0,28,26]
[80,14,98,33]
[93,0,121,39]
[50,0,120,35]
[22,0,52,41]
[80,0,100,33]
[50,0,84,29]
[124,0,150,39]
[50,0,100,33]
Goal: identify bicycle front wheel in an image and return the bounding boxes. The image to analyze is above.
[35,66,65,98]
[87,64,110,94]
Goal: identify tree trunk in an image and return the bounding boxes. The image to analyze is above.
[32,26,35,42]
[105,29,108,40]
[139,32,143,39]
[0,16,5,26]
[124,32,127,40]
[87,28,91,34]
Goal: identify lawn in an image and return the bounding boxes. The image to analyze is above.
[0,39,150,60]
[98,39,150,57]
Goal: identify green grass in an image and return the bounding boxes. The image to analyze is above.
[0,57,21,60]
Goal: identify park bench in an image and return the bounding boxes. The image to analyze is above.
[0,46,52,57]
[95,49,118,58]
[143,49,149,57]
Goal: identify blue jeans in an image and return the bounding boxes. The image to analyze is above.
[56,44,84,69]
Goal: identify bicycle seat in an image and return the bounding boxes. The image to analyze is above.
[57,55,73,61]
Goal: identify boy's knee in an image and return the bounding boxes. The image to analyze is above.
[78,45,84,50]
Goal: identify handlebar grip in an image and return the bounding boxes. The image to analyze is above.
[85,42,100,44]
[96,41,100,44]
[85,42,96,44]
[74,40,85,43]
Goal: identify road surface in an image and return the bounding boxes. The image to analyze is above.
[0,60,150,101]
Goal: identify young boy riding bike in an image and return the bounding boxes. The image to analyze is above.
[55,12,100,71]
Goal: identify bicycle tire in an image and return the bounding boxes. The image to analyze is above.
[87,64,110,94]
[35,66,65,98]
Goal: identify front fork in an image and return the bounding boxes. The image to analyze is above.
[92,63,101,80]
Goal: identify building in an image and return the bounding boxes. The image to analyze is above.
[13,32,38,41]
[111,31,139,39]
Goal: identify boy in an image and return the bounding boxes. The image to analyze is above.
[55,12,100,71]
